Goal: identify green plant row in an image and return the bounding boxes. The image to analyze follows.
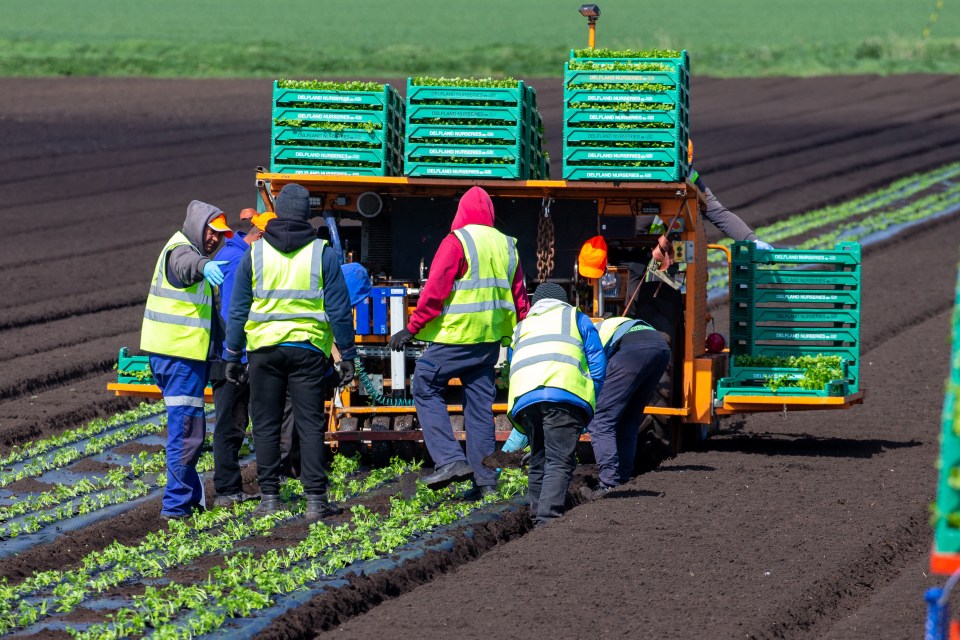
[276,79,385,92]
[68,469,527,640]
[567,60,674,72]
[0,416,169,488]
[274,118,382,133]
[0,402,163,469]
[572,47,682,59]
[410,76,518,88]
[0,456,412,634]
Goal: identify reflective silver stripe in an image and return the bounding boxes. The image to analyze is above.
[457,227,481,281]
[506,237,518,280]
[164,395,205,408]
[254,240,324,297]
[148,285,211,305]
[511,353,584,374]
[143,309,208,328]
[248,312,330,322]
[514,333,582,350]
[442,300,514,314]
[451,277,511,291]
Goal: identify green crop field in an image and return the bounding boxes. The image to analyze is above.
[1,0,958,78]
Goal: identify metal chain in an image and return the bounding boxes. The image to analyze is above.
[536,197,555,282]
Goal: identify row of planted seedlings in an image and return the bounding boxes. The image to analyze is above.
[2,455,528,638]
[404,76,549,179]
[271,79,405,176]
[716,241,862,397]
[0,452,414,634]
[562,48,689,182]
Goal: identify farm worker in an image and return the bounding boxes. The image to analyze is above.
[506,283,606,527]
[140,200,233,521]
[388,186,530,496]
[582,316,671,499]
[224,183,357,522]
[209,208,275,508]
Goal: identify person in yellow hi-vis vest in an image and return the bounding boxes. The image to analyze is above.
[224,183,356,522]
[507,283,606,527]
[389,187,530,497]
[141,200,233,521]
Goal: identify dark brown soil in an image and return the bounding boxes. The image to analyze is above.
[113,442,164,455]
[482,449,525,469]
[0,75,957,639]
[5,477,53,493]
[67,458,121,473]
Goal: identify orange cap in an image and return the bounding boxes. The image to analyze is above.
[687,138,694,164]
[578,235,608,279]
[207,213,234,238]
[240,208,277,232]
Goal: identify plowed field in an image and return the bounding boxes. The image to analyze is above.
[1,74,958,639]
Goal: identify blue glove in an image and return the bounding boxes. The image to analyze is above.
[753,239,774,251]
[502,428,529,452]
[202,260,229,286]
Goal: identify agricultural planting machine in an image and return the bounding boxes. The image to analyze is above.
[109,4,864,467]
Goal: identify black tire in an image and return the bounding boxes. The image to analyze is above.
[336,416,360,459]
[369,416,391,468]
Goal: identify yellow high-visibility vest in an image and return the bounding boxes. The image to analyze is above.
[507,304,595,418]
[140,231,213,361]
[244,238,333,355]
[597,316,655,348]
[416,224,519,345]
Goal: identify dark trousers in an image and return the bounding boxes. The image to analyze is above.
[248,346,329,496]
[587,336,671,487]
[412,342,500,487]
[210,361,250,497]
[517,402,587,526]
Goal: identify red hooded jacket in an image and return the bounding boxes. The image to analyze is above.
[407,186,530,334]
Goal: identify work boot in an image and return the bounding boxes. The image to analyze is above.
[579,484,614,501]
[214,492,260,508]
[458,483,498,501]
[421,460,474,490]
[254,494,283,516]
[305,495,343,523]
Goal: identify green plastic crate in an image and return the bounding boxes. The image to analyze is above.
[719,242,862,400]
[116,347,153,385]
[933,252,960,554]
[567,49,690,77]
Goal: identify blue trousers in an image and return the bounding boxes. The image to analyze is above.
[150,355,208,516]
[587,336,671,487]
[412,342,499,487]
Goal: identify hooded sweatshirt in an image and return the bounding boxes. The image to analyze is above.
[213,231,251,362]
[406,186,530,335]
[691,167,757,242]
[224,209,356,362]
[507,298,606,419]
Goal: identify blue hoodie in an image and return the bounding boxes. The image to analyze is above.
[508,299,606,419]
[214,232,251,362]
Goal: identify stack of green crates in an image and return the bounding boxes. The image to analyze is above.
[562,50,689,182]
[716,242,862,400]
[271,81,404,176]
[933,256,960,555]
[404,79,548,179]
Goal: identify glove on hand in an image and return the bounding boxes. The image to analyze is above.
[753,239,774,251]
[202,260,229,286]
[225,362,248,386]
[502,428,529,453]
[652,235,674,271]
[389,328,415,352]
[337,359,355,386]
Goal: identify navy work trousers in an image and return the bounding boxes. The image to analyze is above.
[150,355,208,517]
[210,361,250,497]
[516,402,587,526]
[412,342,500,487]
[587,336,671,487]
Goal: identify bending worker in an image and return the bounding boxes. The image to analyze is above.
[584,316,671,497]
[507,283,605,526]
[140,200,233,521]
[209,208,275,508]
[389,186,529,495]
[225,183,356,522]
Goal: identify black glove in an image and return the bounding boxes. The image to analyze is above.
[337,359,355,386]
[225,362,248,386]
[389,328,415,352]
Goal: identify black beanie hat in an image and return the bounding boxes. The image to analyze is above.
[531,282,569,305]
[274,183,311,221]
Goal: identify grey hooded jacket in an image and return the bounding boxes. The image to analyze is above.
[166,200,224,288]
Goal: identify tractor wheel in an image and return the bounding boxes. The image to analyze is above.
[337,417,360,459]
[369,416,392,468]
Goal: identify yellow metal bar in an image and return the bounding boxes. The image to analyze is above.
[588,22,596,48]
[715,391,866,414]
[108,383,214,403]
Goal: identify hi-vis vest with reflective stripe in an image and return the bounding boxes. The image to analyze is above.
[597,317,655,348]
[507,304,595,417]
[244,238,333,355]
[140,232,213,361]
[416,224,519,345]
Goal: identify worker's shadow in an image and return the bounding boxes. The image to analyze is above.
[607,489,662,499]
[708,424,922,459]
